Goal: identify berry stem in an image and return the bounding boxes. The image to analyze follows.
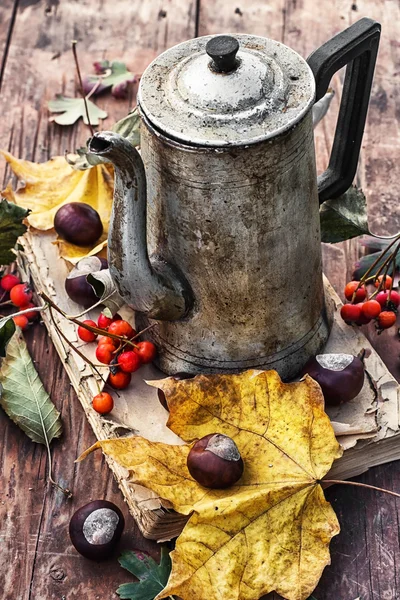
[40,291,139,347]
[322,479,400,499]
[355,234,400,292]
[48,306,108,388]
[66,291,118,320]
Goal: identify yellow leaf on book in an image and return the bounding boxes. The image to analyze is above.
[1,151,113,263]
[79,369,343,600]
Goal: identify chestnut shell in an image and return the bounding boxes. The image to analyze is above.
[69,500,124,560]
[54,202,103,246]
[65,258,108,307]
[302,354,364,406]
[187,433,244,489]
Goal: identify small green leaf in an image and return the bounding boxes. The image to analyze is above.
[0,317,16,357]
[112,108,140,147]
[48,95,108,126]
[0,198,30,265]
[84,60,136,98]
[117,547,172,600]
[353,249,400,281]
[0,329,62,444]
[67,108,140,171]
[320,186,370,243]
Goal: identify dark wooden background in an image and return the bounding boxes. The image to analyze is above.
[1,1,400,599]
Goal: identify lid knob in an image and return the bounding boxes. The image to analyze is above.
[206,35,240,73]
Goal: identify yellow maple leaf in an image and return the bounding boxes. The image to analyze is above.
[78,370,343,600]
[1,151,113,263]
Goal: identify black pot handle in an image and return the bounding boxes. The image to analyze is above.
[307,17,381,204]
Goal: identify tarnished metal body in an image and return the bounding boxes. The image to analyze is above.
[136,112,329,376]
[89,21,381,378]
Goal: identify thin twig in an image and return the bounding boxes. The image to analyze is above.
[48,306,108,387]
[72,40,94,136]
[323,479,400,499]
[66,291,118,320]
[353,233,400,301]
[40,291,138,347]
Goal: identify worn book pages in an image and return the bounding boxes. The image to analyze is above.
[20,230,400,541]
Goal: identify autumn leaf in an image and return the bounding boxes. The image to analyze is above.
[1,152,114,264]
[83,60,137,99]
[79,370,343,600]
[48,94,108,126]
[0,198,30,265]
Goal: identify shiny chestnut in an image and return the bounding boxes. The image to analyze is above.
[302,353,364,406]
[55,202,103,246]
[69,499,124,560]
[187,433,244,489]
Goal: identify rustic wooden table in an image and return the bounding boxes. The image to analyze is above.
[1,1,400,599]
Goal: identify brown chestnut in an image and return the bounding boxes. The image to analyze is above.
[65,256,108,307]
[55,202,103,246]
[187,433,244,489]
[302,353,364,406]
[69,499,124,560]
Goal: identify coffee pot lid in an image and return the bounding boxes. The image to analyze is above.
[138,33,315,147]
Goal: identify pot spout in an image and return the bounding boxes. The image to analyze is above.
[88,131,192,321]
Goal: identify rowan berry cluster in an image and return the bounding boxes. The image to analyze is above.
[340,275,398,332]
[76,311,157,415]
[0,274,39,329]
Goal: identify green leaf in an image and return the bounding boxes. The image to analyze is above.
[0,317,16,357]
[85,60,136,98]
[320,186,370,243]
[0,198,30,265]
[353,249,400,281]
[66,108,140,171]
[117,547,172,600]
[0,329,62,444]
[48,95,108,126]
[112,108,140,147]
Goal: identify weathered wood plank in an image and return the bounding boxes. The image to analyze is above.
[0,0,196,598]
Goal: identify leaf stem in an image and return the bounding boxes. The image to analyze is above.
[323,479,400,499]
[72,40,94,136]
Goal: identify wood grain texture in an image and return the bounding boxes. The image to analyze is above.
[1,0,400,599]
[0,0,195,598]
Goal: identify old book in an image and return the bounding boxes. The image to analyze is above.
[19,230,400,541]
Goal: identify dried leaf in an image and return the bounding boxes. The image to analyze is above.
[48,94,108,126]
[80,370,342,600]
[87,268,124,314]
[83,60,137,98]
[0,198,30,265]
[1,152,114,263]
[0,328,62,444]
[117,547,172,600]
[320,186,370,243]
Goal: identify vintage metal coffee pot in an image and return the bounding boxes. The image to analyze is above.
[89,18,380,378]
